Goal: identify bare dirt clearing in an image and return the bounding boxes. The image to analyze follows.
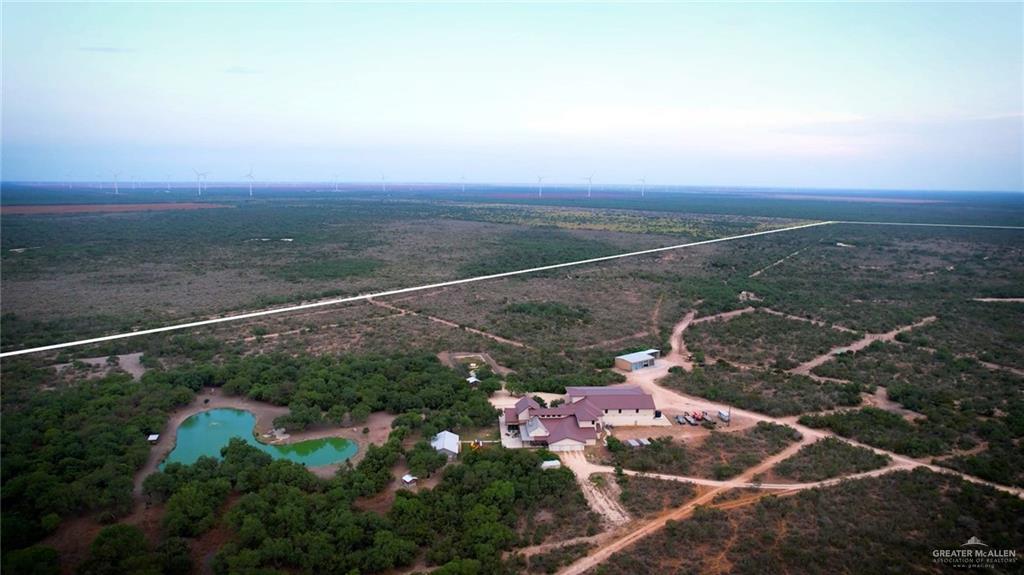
[51,351,146,381]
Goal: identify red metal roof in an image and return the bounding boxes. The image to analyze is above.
[544,416,598,444]
[565,386,655,410]
[514,396,540,413]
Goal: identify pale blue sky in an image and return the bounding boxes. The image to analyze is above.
[2,2,1022,190]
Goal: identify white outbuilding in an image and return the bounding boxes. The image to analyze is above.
[431,430,461,458]
[614,349,661,371]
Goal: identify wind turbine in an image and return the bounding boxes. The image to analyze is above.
[536,176,544,198]
[243,166,255,198]
[583,174,594,199]
[192,169,207,196]
[460,175,466,193]
[333,174,340,193]
[113,172,121,195]
[638,177,646,199]
[131,175,137,190]
[381,174,387,194]
[164,174,171,193]
[65,172,73,191]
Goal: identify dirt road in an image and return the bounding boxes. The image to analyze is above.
[690,306,756,325]
[972,297,1024,303]
[788,316,937,376]
[561,452,630,525]
[368,298,532,349]
[749,246,809,278]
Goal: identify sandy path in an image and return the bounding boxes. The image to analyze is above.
[977,360,1024,378]
[972,297,1024,303]
[516,535,605,559]
[759,307,858,333]
[368,298,533,349]
[690,306,756,325]
[573,445,915,491]
[788,316,937,376]
[561,452,631,525]
[650,294,663,336]
[238,308,402,343]
[749,246,809,278]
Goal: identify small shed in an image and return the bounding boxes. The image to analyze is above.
[431,430,461,458]
[466,375,481,385]
[540,460,562,470]
[147,434,160,444]
[401,474,417,486]
[614,349,661,371]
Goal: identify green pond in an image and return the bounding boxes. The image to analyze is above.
[162,408,357,468]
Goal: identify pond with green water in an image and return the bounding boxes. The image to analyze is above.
[162,408,357,468]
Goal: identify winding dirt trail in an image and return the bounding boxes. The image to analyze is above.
[690,306,756,325]
[788,316,937,376]
[759,307,858,333]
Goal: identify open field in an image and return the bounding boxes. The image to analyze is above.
[1,195,788,351]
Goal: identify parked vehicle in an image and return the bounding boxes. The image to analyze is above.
[718,409,731,423]
[692,411,704,421]
[684,415,698,426]
[674,415,687,425]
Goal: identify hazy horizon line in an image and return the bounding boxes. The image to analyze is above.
[3,180,1023,195]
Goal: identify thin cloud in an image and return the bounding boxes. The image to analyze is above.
[79,45,136,54]
[224,66,261,75]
